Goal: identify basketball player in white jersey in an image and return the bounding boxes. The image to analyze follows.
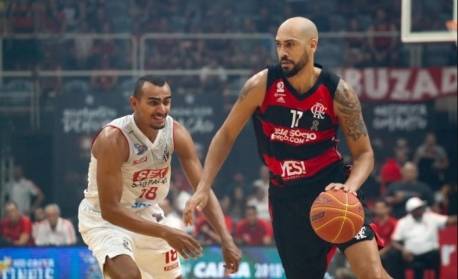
[78,76,241,279]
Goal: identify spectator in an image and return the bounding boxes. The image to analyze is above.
[5,165,44,214]
[0,201,33,246]
[414,132,449,191]
[159,198,186,231]
[228,185,246,221]
[385,162,435,218]
[371,200,403,279]
[252,165,269,196]
[195,196,234,245]
[235,206,272,246]
[367,8,398,66]
[380,141,409,192]
[247,185,270,221]
[32,203,76,246]
[391,197,457,279]
[32,207,45,223]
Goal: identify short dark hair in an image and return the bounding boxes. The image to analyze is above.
[133,76,167,98]
[5,200,18,209]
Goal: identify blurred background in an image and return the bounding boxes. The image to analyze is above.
[0,0,456,278]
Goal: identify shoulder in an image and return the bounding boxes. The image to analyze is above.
[173,121,192,145]
[92,126,129,159]
[245,69,268,90]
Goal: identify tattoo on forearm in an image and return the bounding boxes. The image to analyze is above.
[335,81,368,141]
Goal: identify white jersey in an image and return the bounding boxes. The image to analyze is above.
[84,114,174,216]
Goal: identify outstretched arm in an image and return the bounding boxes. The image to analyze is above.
[173,121,241,274]
[326,79,374,194]
[184,70,267,214]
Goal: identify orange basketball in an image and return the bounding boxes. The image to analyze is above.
[310,190,365,244]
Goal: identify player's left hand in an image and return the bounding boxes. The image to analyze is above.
[221,239,242,275]
[183,189,210,226]
[325,183,357,196]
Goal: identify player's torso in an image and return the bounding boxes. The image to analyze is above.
[253,65,342,186]
[85,114,174,212]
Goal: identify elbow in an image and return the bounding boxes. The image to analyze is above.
[217,126,236,145]
[367,149,375,171]
[100,205,119,223]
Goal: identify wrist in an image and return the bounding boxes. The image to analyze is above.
[220,234,235,245]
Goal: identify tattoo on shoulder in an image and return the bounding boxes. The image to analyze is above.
[335,80,368,141]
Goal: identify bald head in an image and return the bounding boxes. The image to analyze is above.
[275,17,319,77]
[277,17,318,42]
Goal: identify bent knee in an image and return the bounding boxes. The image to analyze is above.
[108,268,141,279]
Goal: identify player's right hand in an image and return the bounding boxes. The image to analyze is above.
[183,188,210,225]
[164,228,203,259]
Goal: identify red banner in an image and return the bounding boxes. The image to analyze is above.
[338,67,457,102]
[440,226,457,279]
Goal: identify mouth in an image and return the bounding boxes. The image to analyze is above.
[152,115,166,121]
[281,60,293,66]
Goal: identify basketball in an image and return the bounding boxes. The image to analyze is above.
[310,190,365,244]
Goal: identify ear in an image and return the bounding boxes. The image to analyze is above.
[129,96,137,110]
[310,38,318,53]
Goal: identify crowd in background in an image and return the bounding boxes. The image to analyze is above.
[2,0,456,72]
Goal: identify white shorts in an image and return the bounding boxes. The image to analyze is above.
[78,199,182,279]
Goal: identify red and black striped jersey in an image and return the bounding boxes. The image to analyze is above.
[252,64,343,187]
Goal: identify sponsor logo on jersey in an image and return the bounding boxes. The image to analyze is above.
[270,128,317,144]
[133,155,148,165]
[133,167,168,181]
[134,143,148,155]
[122,238,132,252]
[280,160,307,179]
[311,102,327,119]
[274,81,287,103]
[164,262,179,271]
[354,226,368,240]
[132,201,153,209]
[132,167,169,188]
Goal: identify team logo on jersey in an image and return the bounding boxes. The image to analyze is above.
[311,102,327,119]
[134,143,147,155]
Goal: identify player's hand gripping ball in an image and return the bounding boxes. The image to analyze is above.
[310,190,364,244]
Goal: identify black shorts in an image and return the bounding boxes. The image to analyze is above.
[268,162,378,279]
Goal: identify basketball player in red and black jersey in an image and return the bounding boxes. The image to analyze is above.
[185,17,392,278]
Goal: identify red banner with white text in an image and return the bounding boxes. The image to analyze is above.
[440,226,457,279]
[338,67,457,102]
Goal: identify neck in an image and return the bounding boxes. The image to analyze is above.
[133,114,159,142]
[286,63,318,93]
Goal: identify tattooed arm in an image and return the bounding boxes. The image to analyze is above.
[326,79,374,193]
